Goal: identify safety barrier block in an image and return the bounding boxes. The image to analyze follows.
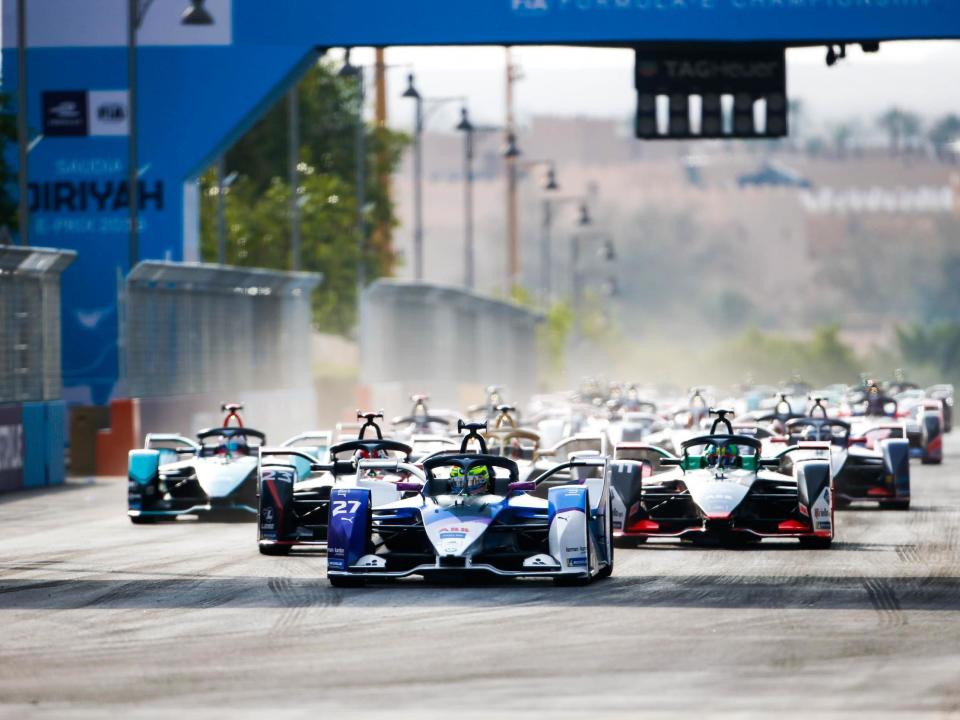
[45,401,66,486]
[21,402,47,489]
[96,398,141,477]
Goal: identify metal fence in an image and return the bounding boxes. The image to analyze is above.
[122,261,322,398]
[360,280,542,411]
[0,246,76,403]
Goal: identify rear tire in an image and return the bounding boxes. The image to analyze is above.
[259,543,292,556]
[130,515,156,525]
[597,498,614,579]
[328,574,365,588]
[799,536,833,549]
[921,457,942,466]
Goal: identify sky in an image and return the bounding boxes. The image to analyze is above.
[337,41,960,135]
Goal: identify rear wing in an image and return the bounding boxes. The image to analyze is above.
[144,433,199,453]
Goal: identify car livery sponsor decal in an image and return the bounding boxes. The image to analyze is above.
[567,557,588,567]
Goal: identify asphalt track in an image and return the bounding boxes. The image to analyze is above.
[2,437,960,719]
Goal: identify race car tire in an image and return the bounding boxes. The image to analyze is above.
[130,515,157,525]
[596,497,614,580]
[921,414,943,465]
[259,544,292,556]
[328,574,365,588]
[614,536,648,548]
[881,500,910,511]
[799,536,832,549]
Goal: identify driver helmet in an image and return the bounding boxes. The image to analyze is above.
[226,436,247,457]
[704,443,740,469]
[448,465,490,496]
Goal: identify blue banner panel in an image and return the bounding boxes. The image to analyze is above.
[0,404,25,493]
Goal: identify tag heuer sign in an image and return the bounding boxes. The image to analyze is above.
[43,91,89,137]
[635,46,788,140]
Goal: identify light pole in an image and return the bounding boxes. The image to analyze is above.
[455,107,476,290]
[401,75,424,282]
[401,74,466,283]
[128,0,212,270]
[339,50,366,290]
[570,208,616,342]
[16,0,28,246]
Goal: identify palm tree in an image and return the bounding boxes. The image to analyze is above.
[928,114,960,161]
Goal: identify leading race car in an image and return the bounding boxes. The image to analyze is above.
[324,421,614,586]
[610,409,836,548]
[128,403,264,523]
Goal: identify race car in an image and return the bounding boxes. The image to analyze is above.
[927,384,954,433]
[324,420,615,586]
[894,390,944,464]
[128,403,264,523]
[609,409,835,548]
[257,412,415,555]
[780,412,911,510]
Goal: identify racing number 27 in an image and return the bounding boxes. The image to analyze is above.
[332,500,362,517]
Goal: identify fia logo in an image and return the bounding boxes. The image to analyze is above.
[511,0,549,15]
[98,103,126,123]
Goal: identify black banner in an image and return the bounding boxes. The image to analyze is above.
[0,404,24,493]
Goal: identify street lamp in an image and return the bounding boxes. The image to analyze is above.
[128,0,213,271]
[181,0,214,24]
[455,106,476,290]
[339,50,367,289]
[570,224,617,343]
[400,73,465,283]
[538,168,588,307]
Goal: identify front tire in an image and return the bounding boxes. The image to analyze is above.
[881,500,911,511]
[799,536,833,549]
[328,574,365,588]
[259,543,292,556]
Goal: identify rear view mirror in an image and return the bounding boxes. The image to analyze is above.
[759,458,781,468]
[769,436,787,444]
[849,437,867,445]
[507,481,536,494]
[395,482,423,493]
[660,457,681,467]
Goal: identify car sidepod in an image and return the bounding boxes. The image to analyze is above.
[880,438,911,508]
[128,449,161,518]
[258,465,296,554]
[794,459,833,540]
[548,482,612,581]
[921,413,943,465]
[327,488,373,575]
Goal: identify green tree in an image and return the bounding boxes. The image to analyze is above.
[877,107,922,156]
[199,59,409,333]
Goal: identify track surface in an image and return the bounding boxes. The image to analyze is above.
[2,438,960,719]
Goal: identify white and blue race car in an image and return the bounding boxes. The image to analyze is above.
[324,421,615,586]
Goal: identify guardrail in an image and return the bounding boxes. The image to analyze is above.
[121,261,322,398]
[0,245,75,404]
[359,280,542,410]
